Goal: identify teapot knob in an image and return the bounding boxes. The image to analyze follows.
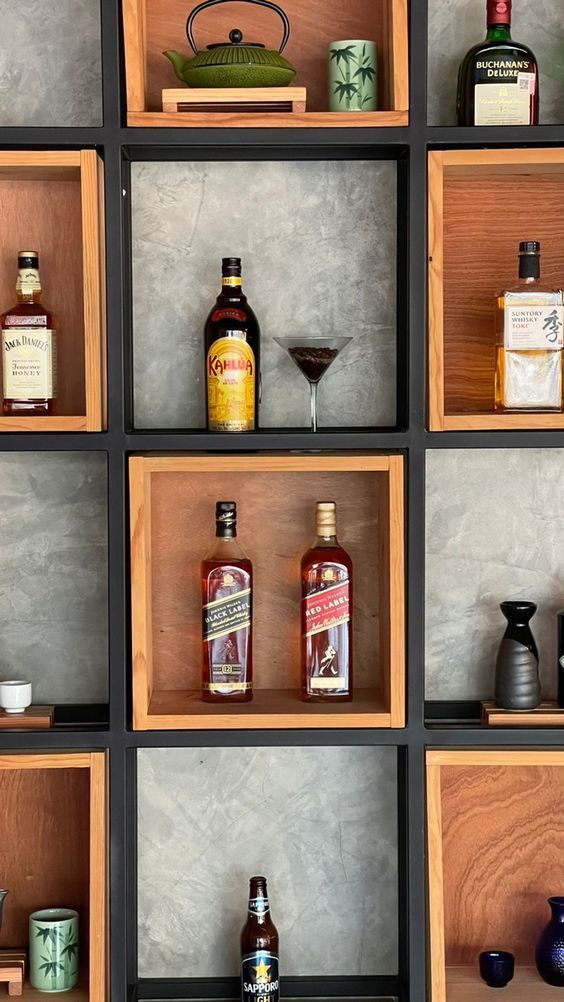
[229,28,243,43]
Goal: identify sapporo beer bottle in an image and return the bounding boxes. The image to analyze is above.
[241,876,279,1002]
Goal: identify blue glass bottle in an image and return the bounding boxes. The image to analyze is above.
[536,897,564,986]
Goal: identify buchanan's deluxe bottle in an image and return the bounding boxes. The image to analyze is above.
[241,877,279,1002]
[456,0,539,126]
[495,241,564,412]
[201,501,253,702]
[205,257,260,432]
[1,251,57,416]
[301,502,353,701]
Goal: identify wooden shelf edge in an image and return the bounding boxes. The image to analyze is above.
[426,750,564,767]
[127,110,409,128]
[132,453,394,473]
[142,689,393,730]
[0,752,92,770]
[0,415,89,432]
[447,965,562,999]
[441,413,564,431]
[142,712,393,730]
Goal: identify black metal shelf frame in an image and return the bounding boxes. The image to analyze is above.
[0,0,563,1000]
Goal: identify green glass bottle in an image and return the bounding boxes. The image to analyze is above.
[456,0,539,126]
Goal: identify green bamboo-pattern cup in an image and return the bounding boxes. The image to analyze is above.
[30,909,79,993]
[328,40,378,112]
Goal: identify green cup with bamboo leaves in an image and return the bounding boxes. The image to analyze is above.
[29,909,79,992]
[328,40,377,112]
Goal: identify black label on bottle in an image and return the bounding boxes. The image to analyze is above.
[241,952,279,1002]
[203,588,251,642]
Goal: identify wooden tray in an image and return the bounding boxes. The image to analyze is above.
[0,706,54,729]
[481,700,564,726]
[162,87,307,114]
[0,951,25,997]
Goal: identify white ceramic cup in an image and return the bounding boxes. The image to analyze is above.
[0,681,32,714]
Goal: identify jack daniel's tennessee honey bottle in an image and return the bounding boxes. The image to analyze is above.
[205,258,260,432]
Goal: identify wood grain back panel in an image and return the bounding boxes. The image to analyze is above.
[0,179,85,416]
[0,768,90,957]
[150,469,384,691]
[441,764,564,965]
[146,0,390,112]
[443,174,564,415]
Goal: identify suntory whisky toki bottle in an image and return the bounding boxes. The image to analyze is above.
[301,502,353,701]
[201,501,253,702]
[495,241,564,412]
[205,257,260,432]
[241,876,280,1002]
[1,251,57,416]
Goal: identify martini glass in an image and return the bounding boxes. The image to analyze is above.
[273,335,353,432]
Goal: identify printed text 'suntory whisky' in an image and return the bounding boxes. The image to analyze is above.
[205,258,260,432]
[457,0,539,126]
[301,502,353,701]
[1,251,57,416]
[201,501,253,702]
[495,241,564,412]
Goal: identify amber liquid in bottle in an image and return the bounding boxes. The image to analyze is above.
[301,502,353,702]
[201,501,253,702]
[1,251,57,416]
[240,876,280,1002]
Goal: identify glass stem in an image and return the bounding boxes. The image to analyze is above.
[310,381,318,432]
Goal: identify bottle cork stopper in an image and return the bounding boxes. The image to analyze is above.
[316,501,336,530]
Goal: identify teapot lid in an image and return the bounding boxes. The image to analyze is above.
[207,28,265,49]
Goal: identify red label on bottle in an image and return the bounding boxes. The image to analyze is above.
[303,581,350,637]
[487,0,511,24]
[211,308,247,323]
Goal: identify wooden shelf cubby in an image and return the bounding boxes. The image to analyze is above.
[0,152,106,433]
[428,149,564,432]
[0,753,107,1002]
[427,750,564,1002]
[130,453,405,730]
[122,0,408,128]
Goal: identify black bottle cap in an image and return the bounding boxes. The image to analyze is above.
[216,500,237,522]
[18,250,39,267]
[222,257,242,277]
[519,241,540,256]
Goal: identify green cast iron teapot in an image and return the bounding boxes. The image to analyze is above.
[163,0,297,88]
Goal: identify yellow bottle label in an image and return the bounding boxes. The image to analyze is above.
[207,336,255,432]
[2,327,57,400]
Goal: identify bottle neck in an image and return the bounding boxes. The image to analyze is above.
[316,529,338,545]
[248,880,270,922]
[222,277,243,296]
[486,23,511,40]
[519,256,540,283]
[486,0,512,38]
[16,265,42,303]
[550,898,564,923]
[16,289,42,304]
[216,522,237,540]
